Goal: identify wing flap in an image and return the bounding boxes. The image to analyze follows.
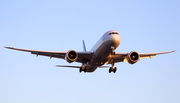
[31,52,65,59]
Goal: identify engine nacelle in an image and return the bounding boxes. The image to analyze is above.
[127,51,139,64]
[65,50,78,63]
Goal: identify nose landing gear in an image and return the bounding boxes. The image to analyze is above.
[109,67,117,73]
[108,60,117,73]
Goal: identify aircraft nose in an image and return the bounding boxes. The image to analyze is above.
[107,35,120,48]
[112,37,120,48]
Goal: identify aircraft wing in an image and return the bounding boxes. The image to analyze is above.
[4,47,93,63]
[112,50,176,63]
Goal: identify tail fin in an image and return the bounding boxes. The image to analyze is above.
[82,40,87,52]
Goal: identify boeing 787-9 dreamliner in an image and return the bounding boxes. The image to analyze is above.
[5,30,175,73]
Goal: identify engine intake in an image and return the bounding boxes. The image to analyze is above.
[65,50,78,63]
[127,51,139,64]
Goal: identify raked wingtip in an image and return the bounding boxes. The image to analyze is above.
[4,46,13,49]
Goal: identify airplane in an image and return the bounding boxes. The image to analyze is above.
[4,30,175,73]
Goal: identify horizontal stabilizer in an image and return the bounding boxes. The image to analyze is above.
[99,66,110,68]
[56,65,81,68]
[56,65,109,68]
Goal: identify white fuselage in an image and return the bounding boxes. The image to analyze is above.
[85,30,121,72]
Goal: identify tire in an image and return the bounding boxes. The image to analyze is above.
[79,67,82,73]
[113,67,117,73]
[84,67,87,73]
[109,67,112,73]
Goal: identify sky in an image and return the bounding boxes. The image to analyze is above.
[0,0,180,103]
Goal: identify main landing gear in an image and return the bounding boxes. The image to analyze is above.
[79,63,87,73]
[79,67,87,73]
[109,67,117,73]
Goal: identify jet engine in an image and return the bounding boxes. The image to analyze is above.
[65,50,78,63]
[127,51,139,64]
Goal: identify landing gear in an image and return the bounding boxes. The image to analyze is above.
[109,67,117,73]
[79,67,87,73]
[79,68,82,73]
[113,67,117,73]
[84,67,87,72]
[111,46,115,55]
[108,60,117,73]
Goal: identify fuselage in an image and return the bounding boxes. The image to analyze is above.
[85,30,121,72]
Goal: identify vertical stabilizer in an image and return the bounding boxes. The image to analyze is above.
[82,40,87,52]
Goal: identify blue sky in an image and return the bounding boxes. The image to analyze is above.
[0,0,180,103]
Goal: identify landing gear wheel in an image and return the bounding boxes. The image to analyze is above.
[84,67,87,73]
[109,67,113,73]
[113,67,117,73]
[79,67,82,73]
[109,67,117,73]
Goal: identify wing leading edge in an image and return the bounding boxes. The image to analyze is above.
[113,50,176,63]
[5,46,66,59]
[4,47,93,63]
[4,47,175,64]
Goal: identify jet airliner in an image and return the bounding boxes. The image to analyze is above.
[5,30,175,73]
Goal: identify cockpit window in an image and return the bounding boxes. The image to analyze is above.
[109,32,119,35]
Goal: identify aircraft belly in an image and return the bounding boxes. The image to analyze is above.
[87,67,97,72]
[87,40,113,70]
[95,40,112,56]
[85,63,98,72]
